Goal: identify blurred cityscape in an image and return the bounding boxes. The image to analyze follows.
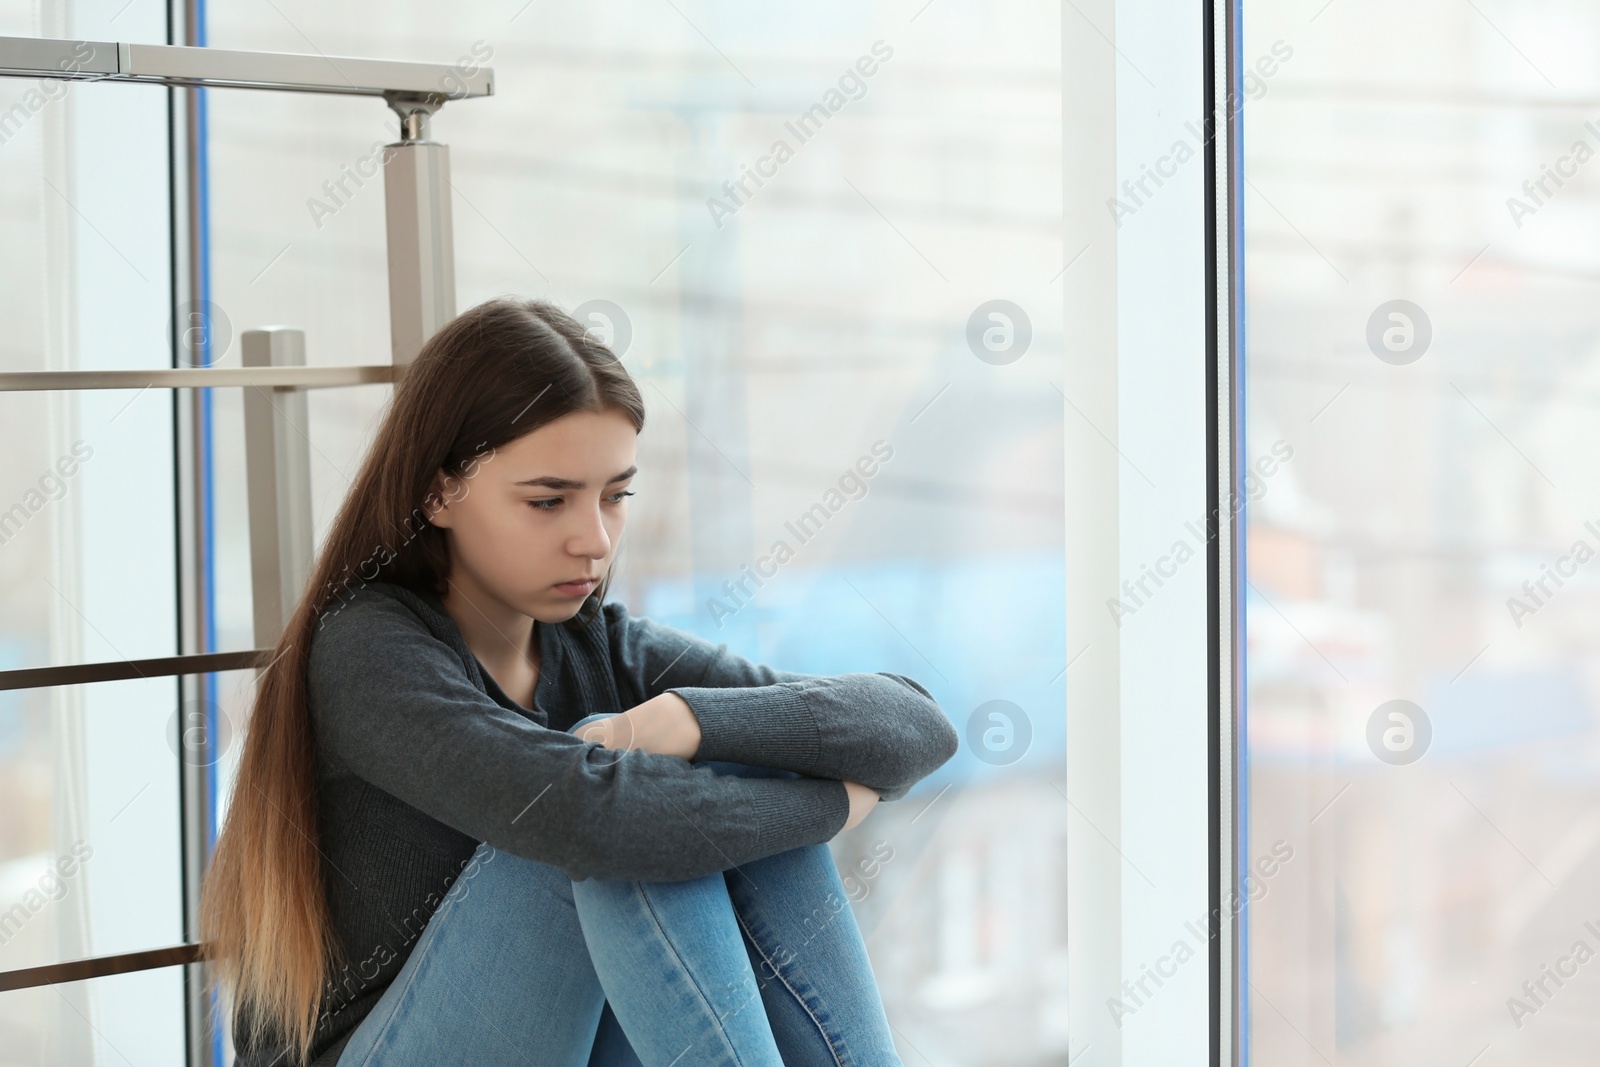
[1244,0,1600,1061]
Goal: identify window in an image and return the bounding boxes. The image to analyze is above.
[1243,1,1600,1061]
[0,4,186,1063]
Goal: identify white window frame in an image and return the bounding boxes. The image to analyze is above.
[1063,0,1241,1062]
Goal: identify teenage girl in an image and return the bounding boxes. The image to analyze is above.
[200,297,959,1066]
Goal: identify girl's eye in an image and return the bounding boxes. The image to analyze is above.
[521,492,627,511]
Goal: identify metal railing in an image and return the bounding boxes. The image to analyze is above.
[0,32,489,1064]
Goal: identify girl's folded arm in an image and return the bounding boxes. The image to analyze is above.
[311,600,849,883]
[605,603,960,798]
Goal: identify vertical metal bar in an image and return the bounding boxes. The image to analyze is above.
[174,0,217,1059]
[1214,0,1244,1061]
[1203,0,1235,1050]
[242,328,314,648]
[382,137,455,365]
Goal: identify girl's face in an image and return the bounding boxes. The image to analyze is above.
[425,408,638,623]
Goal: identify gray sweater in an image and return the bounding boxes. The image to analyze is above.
[233,579,958,1066]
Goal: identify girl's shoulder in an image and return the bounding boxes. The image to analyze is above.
[307,580,473,677]
[312,580,432,639]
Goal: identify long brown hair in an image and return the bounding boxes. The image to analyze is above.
[199,296,645,1064]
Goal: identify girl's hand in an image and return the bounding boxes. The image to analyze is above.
[576,693,702,760]
[841,780,880,831]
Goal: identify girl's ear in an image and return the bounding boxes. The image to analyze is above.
[422,470,455,528]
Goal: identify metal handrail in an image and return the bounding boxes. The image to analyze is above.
[0,944,205,992]
[0,649,269,691]
[0,364,399,392]
[0,37,492,100]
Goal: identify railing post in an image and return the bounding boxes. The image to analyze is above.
[383,93,456,366]
[242,328,315,647]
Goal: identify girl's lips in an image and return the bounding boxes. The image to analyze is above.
[553,578,598,597]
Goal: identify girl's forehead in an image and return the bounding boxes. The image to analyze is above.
[494,410,639,473]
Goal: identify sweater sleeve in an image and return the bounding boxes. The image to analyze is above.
[307,594,851,883]
[604,602,960,803]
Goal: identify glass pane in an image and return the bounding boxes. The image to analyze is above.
[205,2,1063,1062]
[0,3,186,1063]
[1243,1,1600,1061]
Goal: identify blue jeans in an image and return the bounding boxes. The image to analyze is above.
[334,712,902,1067]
